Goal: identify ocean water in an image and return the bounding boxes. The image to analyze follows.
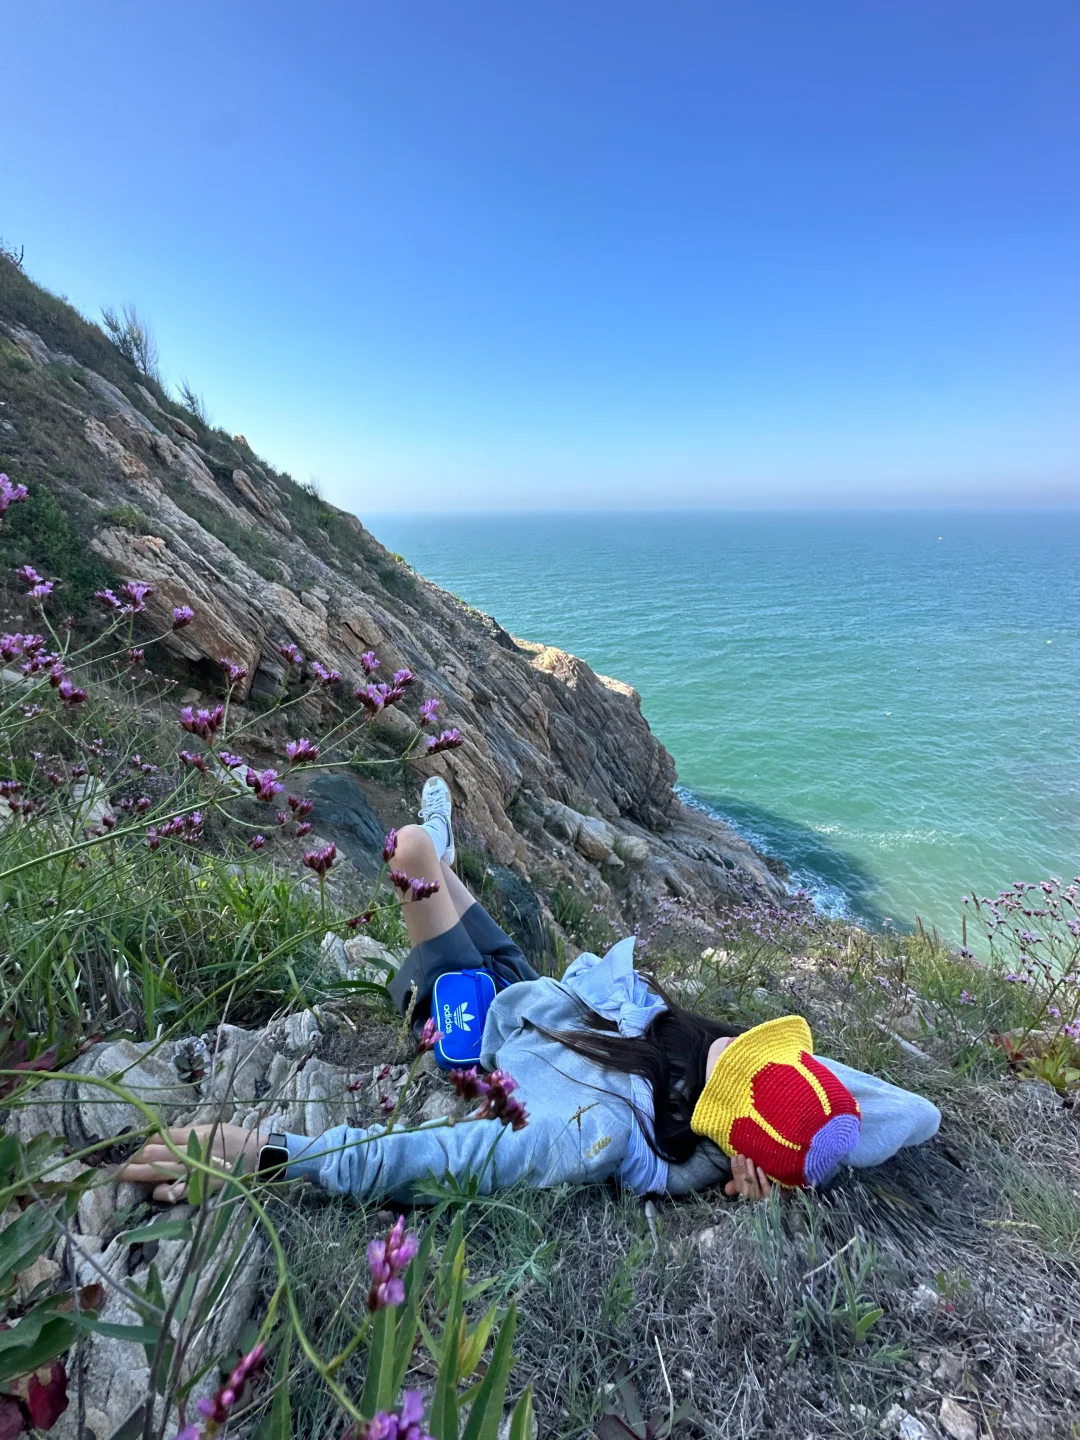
[368,511,1080,937]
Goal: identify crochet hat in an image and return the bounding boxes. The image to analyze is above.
[691,1016,861,1188]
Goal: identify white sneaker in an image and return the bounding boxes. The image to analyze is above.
[419,775,455,866]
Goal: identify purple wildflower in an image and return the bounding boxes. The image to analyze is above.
[449,1067,490,1102]
[393,668,415,688]
[366,1216,420,1311]
[135,796,151,812]
[363,1391,434,1440]
[309,659,340,686]
[197,1341,265,1427]
[248,834,266,851]
[389,869,412,895]
[279,642,303,667]
[172,605,195,629]
[383,829,398,862]
[417,1017,444,1053]
[47,661,66,687]
[179,704,225,742]
[246,767,284,802]
[303,842,336,877]
[276,810,289,826]
[0,633,24,661]
[1064,1020,1080,1042]
[58,679,88,707]
[119,580,154,613]
[147,827,161,851]
[356,682,385,713]
[15,565,45,590]
[0,474,29,520]
[285,737,319,764]
[424,728,464,755]
[96,588,122,611]
[296,820,312,837]
[360,651,380,674]
[476,1069,528,1131]
[418,697,440,726]
[408,876,440,901]
[180,750,209,774]
[288,794,314,817]
[219,751,245,769]
[126,647,145,666]
[959,990,975,1005]
[219,657,248,686]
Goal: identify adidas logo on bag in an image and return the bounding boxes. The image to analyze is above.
[431,969,499,1070]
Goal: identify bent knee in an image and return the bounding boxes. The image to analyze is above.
[393,824,440,873]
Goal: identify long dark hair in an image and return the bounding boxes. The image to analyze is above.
[541,985,744,1165]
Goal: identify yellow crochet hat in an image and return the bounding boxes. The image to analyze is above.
[691,1015,861,1188]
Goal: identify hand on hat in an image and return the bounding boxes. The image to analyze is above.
[724,1153,772,1202]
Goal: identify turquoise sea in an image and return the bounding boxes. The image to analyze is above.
[369,511,1080,938]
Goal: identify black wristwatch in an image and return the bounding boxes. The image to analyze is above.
[256,1131,289,1183]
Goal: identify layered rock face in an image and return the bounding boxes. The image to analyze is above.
[0,261,784,930]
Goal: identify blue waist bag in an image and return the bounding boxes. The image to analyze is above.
[431,968,501,1071]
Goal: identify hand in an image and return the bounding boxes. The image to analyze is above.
[724,1153,773,1202]
[119,1124,264,1204]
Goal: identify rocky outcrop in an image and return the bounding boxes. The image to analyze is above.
[0,280,785,933]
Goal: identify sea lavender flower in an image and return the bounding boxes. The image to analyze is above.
[285,737,319,764]
[58,679,88,707]
[296,821,312,837]
[248,834,266,851]
[219,657,248,687]
[172,605,195,629]
[180,750,209,774]
[246,767,284,802]
[389,869,412,895]
[360,651,380,674]
[288,794,314,816]
[135,796,151,812]
[417,1017,444,1053]
[179,705,225,742]
[276,810,289,826]
[0,633,24,661]
[476,1070,528,1131]
[0,473,29,520]
[303,843,336,877]
[119,580,154,613]
[147,827,161,851]
[15,565,45,590]
[127,647,145,666]
[959,990,975,1005]
[408,876,440,901]
[418,697,440,726]
[96,588,122,611]
[393,668,415,687]
[424,728,464,755]
[309,659,340,686]
[366,1216,420,1311]
[356,682,385,713]
[219,751,245,769]
[0,780,23,797]
[196,1341,266,1430]
[347,910,373,929]
[362,1391,434,1440]
[279,642,303,667]
[47,661,66,687]
[1064,1020,1080,1041]
[383,829,398,862]
[449,1067,490,1102]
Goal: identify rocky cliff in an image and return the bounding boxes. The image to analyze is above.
[0,255,784,941]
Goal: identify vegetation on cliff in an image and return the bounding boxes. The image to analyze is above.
[1,253,1078,1439]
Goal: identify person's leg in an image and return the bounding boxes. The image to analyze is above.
[388,825,487,1019]
[394,826,459,945]
[440,859,542,985]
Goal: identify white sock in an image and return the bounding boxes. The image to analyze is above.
[421,816,449,860]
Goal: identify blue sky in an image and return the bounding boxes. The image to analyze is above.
[3,2,1079,511]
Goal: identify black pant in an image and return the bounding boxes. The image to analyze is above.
[388,902,540,1022]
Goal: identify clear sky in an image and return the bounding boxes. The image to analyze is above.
[3,2,1079,511]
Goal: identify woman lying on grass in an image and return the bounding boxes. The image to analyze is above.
[122,779,940,1206]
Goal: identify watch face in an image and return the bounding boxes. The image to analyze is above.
[259,1144,289,1180]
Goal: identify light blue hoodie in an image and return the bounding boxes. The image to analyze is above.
[283,938,941,1202]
